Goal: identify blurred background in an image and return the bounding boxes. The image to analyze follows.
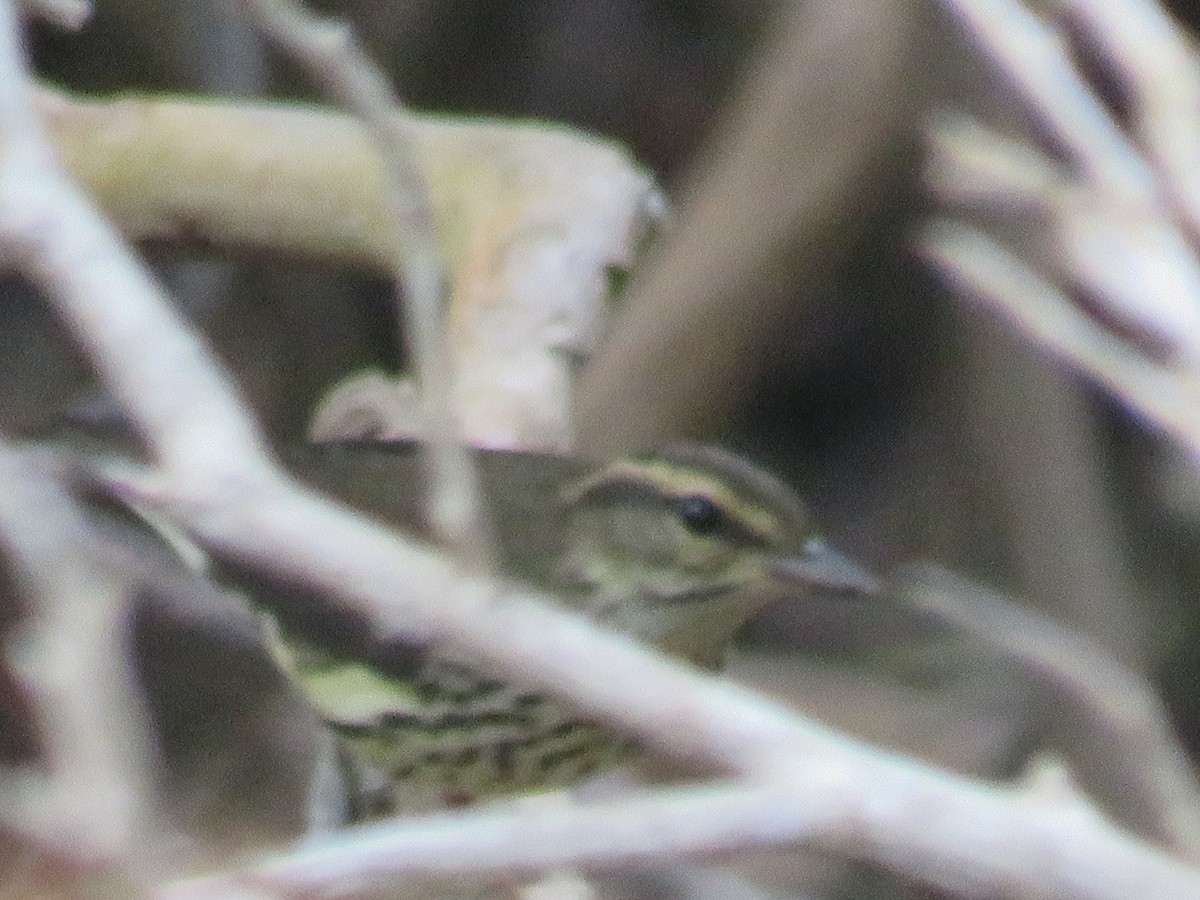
[7,0,1200,895]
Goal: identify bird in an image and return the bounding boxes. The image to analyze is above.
[60,435,878,820]
[236,441,879,819]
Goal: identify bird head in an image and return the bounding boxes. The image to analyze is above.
[556,445,879,667]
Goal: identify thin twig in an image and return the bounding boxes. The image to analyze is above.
[919,219,1200,466]
[941,0,1154,199]
[1055,0,1200,242]
[901,564,1200,859]
[928,117,1200,364]
[242,0,494,568]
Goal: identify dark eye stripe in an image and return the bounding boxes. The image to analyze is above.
[565,475,662,508]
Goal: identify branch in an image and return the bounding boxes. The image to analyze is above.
[1055,0,1200,241]
[4,0,1200,894]
[919,219,1200,466]
[97,447,1200,899]
[941,0,1153,197]
[164,775,1200,899]
[242,0,493,566]
[901,565,1200,858]
[35,84,660,450]
[0,442,154,880]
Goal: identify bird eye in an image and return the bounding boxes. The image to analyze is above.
[673,494,722,535]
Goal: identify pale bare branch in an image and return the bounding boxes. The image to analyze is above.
[2,0,1199,894]
[242,0,493,568]
[60,445,1198,897]
[163,774,1200,900]
[902,564,1200,858]
[0,443,155,884]
[1055,0,1200,240]
[941,0,1153,198]
[920,219,1200,467]
[35,84,660,451]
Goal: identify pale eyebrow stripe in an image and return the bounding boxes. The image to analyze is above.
[563,460,785,544]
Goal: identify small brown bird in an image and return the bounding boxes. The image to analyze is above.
[237,441,880,818]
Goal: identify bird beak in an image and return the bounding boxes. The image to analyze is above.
[771,539,881,596]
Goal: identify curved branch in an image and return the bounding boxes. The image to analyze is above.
[166,775,1200,900]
